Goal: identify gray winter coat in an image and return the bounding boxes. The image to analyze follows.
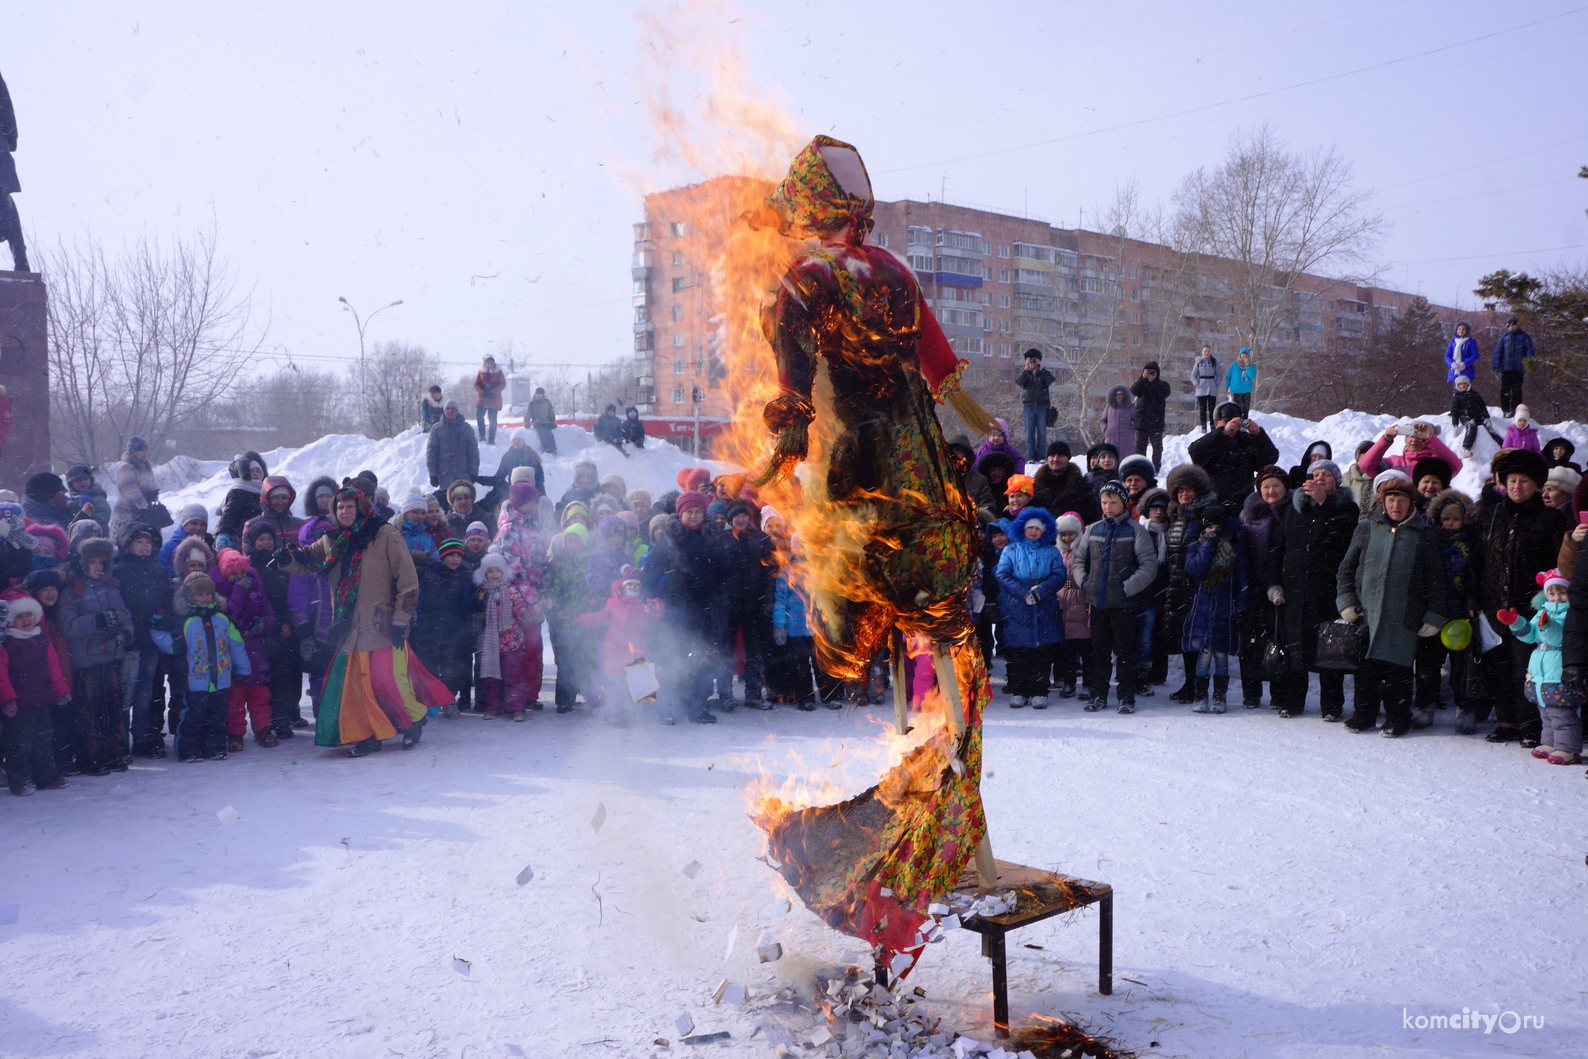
[1069,511,1159,609]
[1191,355,1220,398]
[426,414,480,489]
[527,395,556,427]
[57,573,133,669]
[109,457,159,545]
[1336,510,1446,667]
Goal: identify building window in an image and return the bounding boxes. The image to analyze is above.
[983,342,994,357]
[981,267,992,279]
[1130,312,1141,324]
[999,320,1010,334]
[672,277,686,292]
[672,304,683,320]
[672,359,686,374]
[998,294,1011,308]
[907,226,933,246]
[907,253,935,272]
[672,333,686,347]
[998,245,1010,258]
[672,387,685,403]
[1130,289,1140,302]
[670,221,688,236]
[998,269,1010,284]
[999,344,1013,358]
[634,306,649,324]
[978,291,991,305]
[1131,335,1143,347]
[1081,276,1103,293]
[1129,267,1138,279]
[875,233,889,248]
[671,251,684,266]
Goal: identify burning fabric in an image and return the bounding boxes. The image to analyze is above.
[744,135,999,974]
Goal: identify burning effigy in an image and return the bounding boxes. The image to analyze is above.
[740,135,1002,978]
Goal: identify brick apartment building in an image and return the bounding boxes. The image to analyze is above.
[633,180,1481,441]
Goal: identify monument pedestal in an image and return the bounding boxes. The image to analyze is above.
[0,269,47,490]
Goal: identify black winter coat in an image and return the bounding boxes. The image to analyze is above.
[642,519,722,633]
[1187,427,1280,506]
[217,488,262,545]
[594,413,625,446]
[111,552,174,648]
[718,526,774,614]
[0,540,31,591]
[621,410,646,448]
[1128,376,1172,432]
[415,562,476,648]
[1478,493,1570,622]
[1033,463,1101,524]
[1448,389,1491,427]
[1016,367,1055,406]
[1272,487,1360,667]
[492,445,544,493]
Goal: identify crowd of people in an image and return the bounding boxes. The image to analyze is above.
[1,314,1581,797]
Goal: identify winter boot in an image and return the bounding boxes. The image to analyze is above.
[1009,695,1027,708]
[1210,676,1228,713]
[1344,707,1380,732]
[1548,750,1583,765]
[1410,706,1434,729]
[255,729,280,749]
[1191,677,1213,713]
[346,736,382,757]
[1170,680,1197,704]
[1029,696,1048,709]
[1484,726,1519,743]
[1117,700,1135,715]
[1530,745,1555,759]
[1135,670,1155,697]
[1454,707,1477,734]
[1083,696,1108,712]
[1058,682,1076,700]
[227,735,245,753]
[402,719,425,749]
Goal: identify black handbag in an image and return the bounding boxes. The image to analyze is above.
[1045,406,1059,428]
[1450,647,1488,701]
[144,501,174,531]
[1257,611,1290,680]
[1314,619,1369,672]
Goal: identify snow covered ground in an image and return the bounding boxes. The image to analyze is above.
[5,672,1587,1058]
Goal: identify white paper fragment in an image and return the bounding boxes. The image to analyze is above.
[683,861,702,879]
[775,897,791,915]
[515,864,534,886]
[927,902,950,916]
[941,913,961,930]
[217,804,241,825]
[723,924,738,963]
[755,931,783,963]
[1018,1051,1038,1059]
[451,956,471,976]
[591,802,607,832]
[811,1027,833,1045]
[826,979,844,997]
[0,904,18,925]
[711,978,729,1004]
[675,1013,694,1036]
[888,952,914,976]
[987,1049,1009,1059]
[722,983,746,1006]
[878,886,893,897]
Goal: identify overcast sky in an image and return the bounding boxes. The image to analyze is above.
[8,1,1585,381]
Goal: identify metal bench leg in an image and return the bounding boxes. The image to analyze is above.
[989,929,1009,1037]
[1099,891,1113,995]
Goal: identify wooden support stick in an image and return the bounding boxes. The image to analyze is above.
[932,645,997,888]
[891,630,909,736]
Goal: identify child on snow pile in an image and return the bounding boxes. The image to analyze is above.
[1503,405,1541,454]
[215,548,275,750]
[1180,496,1250,713]
[4,597,74,795]
[153,573,251,762]
[1053,513,1092,700]
[415,539,477,718]
[1449,376,1504,458]
[473,553,543,720]
[1498,570,1582,765]
[1073,482,1159,714]
[994,508,1065,708]
[575,565,664,720]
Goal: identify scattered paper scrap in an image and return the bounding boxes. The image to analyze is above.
[0,904,18,925]
[681,1032,730,1045]
[722,924,737,963]
[451,956,471,976]
[516,865,534,886]
[675,1013,694,1036]
[711,978,728,1004]
[216,805,241,825]
[927,902,950,916]
[941,913,961,930]
[811,1027,832,1045]
[774,897,791,915]
[682,861,702,879]
[653,1039,668,1047]
[888,952,915,976]
[591,803,607,832]
[722,983,746,1006]
[754,931,782,963]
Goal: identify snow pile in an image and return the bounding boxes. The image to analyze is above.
[147,424,727,526]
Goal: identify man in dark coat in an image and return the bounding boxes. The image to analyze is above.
[23,472,72,529]
[1015,349,1055,468]
[1491,317,1534,417]
[1033,440,1100,524]
[947,436,996,522]
[1477,447,1571,745]
[1128,361,1172,470]
[593,404,626,454]
[716,500,775,709]
[642,491,726,724]
[426,400,480,500]
[1268,459,1359,719]
[1187,401,1280,507]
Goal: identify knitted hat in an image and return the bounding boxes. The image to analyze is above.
[1546,464,1582,494]
[706,499,729,518]
[438,538,465,559]
[676,467,713,493]
[242,520,278,549]
[626,489,652,509]
[119,523,156,551]
[1005,474,1034,496]
[1514,404,1531,424]
[1538,568,1569,593]
[560,501,590,527]
[617,510,639,533]
[65,464,93,485]
[29,522,68,560]
[506,466,535,485]
[178,502,209,529]
[400,491,429,516]
[1254,465,1289,490]
[474,552,509,583]
[184,572,216,597]
[444,398,460,411]
[649,513,669,537]
[374,486,390,503]
[1046,440,1071,458]
[69,520,104,548]
[465,521,490,541]
[601,473,627,494]
[24,569,62,595]
[1308,459,1342,486]
[24,472,65,502]
[127,435,150,453]
[509,481,540,509]
[1054,512,1084,535]
[1117,455,1156,484]
[511,428,530,444]
[7,595,41,624]
[562,523,589,543]
[217,548,251,579]
[1454,376,1472,389]
[1411,456,1453,489]
[1098,480,1130,503]
[674,490,710,515]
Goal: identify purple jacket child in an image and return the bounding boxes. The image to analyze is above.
[286,515,335,643]
[975,417,1026,467]
[214,548,272,686]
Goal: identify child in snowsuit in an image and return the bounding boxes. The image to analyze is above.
[1499,570,1582,765]
[771,542,820,709]
[1053,512,1092,699]
[3,596,73,795]
[994,507,1066,708]
[1503,405,1541,454]
[1181,496,1250,713]
[575,565,665,720]
[416,539,477,718]
[57,538,133,775]
[215,548,275,750]
[153,573,251,761]
[474,553,543,719]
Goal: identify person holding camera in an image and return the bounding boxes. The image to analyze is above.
[1186,402,1279,507]
[1129,361,1171,470]
[1016,349,1056,465]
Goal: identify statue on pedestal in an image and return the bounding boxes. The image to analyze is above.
[0,71,29,274]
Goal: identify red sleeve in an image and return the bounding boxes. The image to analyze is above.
[47,641,71,699]
[916,301,968,402]
[0,646,15,704]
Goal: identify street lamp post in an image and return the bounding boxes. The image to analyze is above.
[337,295,404,376]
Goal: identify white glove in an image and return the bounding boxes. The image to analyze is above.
[1267,586,1285,606]
[1417,623,1440,638]
[772,627,788,646]
[1024,589,1038,606]
[1340,606,1363,623]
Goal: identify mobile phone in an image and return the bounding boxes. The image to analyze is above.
[1579,511,1588,525]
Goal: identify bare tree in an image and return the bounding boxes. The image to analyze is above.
[43,229,264,468]
[1174,123,1384,407]
[354,340,441,439]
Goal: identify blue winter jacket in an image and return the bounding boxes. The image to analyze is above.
[151,607,252,693]
[399,517,440,562]
[1444,334,1479,382]
[1179,521,1250,656]
[1492,329,1534,373]
[1508,598,1567,687]
[994,507,1066,649]
[1223,362,1257,395]
[772,562,812,638]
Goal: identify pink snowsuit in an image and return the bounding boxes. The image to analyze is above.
[476,576,543,715]
[574,585,665,707]
[1359,431,1464,479]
